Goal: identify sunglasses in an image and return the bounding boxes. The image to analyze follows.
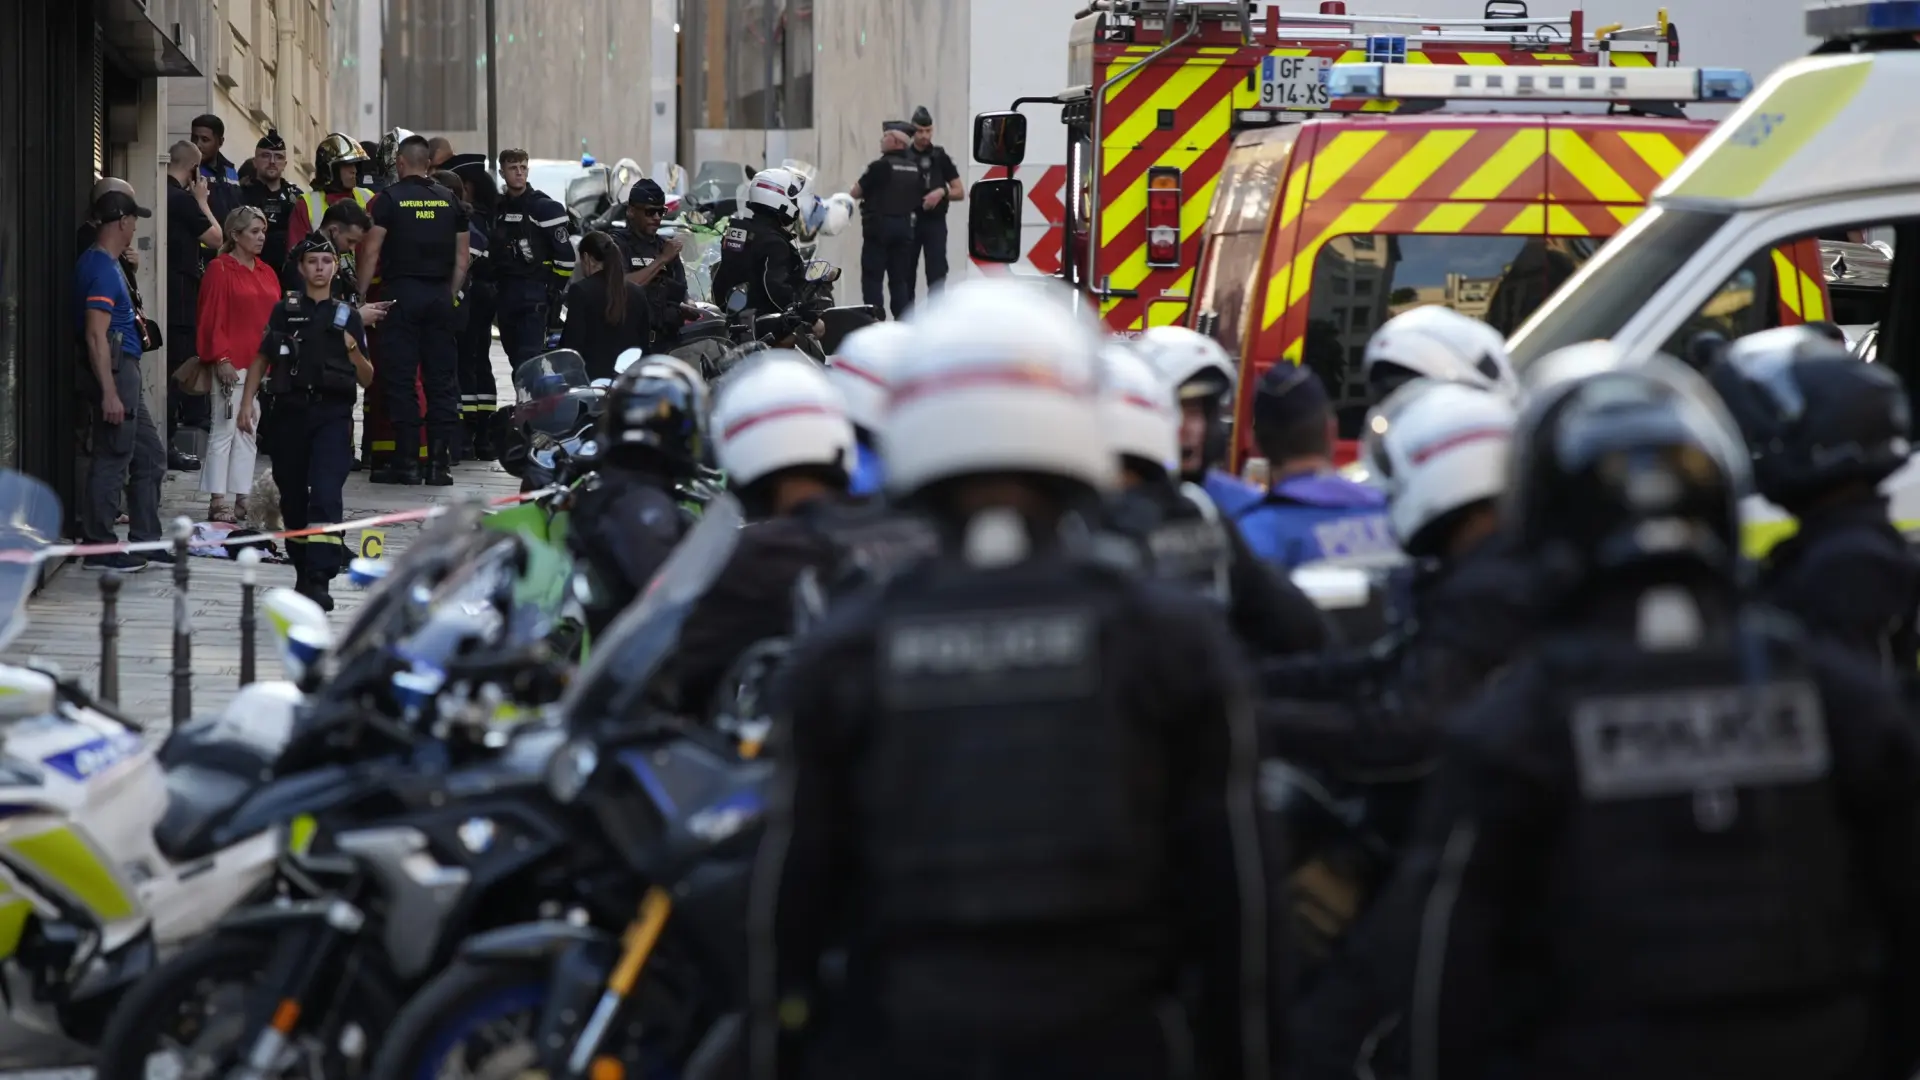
[632,206,665,217]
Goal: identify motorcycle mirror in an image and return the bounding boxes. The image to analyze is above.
[613,348,644,375]
[726,288,749,314]
[263,587,332,685]
[347,557,390,589]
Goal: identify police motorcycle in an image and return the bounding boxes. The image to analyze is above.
[0,472,402,1055]
[368,495,768,1080]
[92,509,590,1078]
[712,259,852,371]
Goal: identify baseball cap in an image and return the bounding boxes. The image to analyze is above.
[93,191,153,224]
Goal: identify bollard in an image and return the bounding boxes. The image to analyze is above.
[237,546,262,687]
[170,516,193,725]
[97,571,122,706]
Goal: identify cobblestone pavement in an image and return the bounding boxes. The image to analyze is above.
[0,346,519,1074]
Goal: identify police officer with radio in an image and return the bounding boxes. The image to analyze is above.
[751,280,1283,1080]
[238,239,372,610]
[1371,356,1920,1080]
[1098,342,1330,655]
[491,148,575,363]
[359,136,470,486]
[907,106,962,293]
[240,129,302,272]
[851,124,924,319]
[1709,325,1920,671]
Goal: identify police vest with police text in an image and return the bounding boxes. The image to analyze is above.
[1236,473,1396,569]
[266,295,359,397]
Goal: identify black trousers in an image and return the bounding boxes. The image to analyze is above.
[861,215,918,320]
[918,214,950,291]
[272,394,353,580]
[378,277,462,462]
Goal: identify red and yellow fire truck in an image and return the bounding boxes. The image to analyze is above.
[968,1,1834,462]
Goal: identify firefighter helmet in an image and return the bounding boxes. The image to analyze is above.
[315,133,371,189]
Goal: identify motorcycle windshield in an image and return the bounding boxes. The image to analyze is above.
[0,471,62,653]
[391,536,520,673]
[514,352,594,437]
[333,502,490,664]
[561,492,743,729]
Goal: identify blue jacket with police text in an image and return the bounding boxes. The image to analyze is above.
[1202,469,1266,519]
[1236,472,1397,569]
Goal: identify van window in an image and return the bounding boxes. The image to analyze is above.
[1195,232,1268,358]
[1304,234,1599,438]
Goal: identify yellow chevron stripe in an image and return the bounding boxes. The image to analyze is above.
[1414,202,1488,233]
[1103,94,1233,245]
[1361,129,1476,201]
[1460,52,1507,65]
[1105,59,1225,161]
[1546,203,1590,235]
[1277,166,1310,231]
[1502,204,1546,234]
[1772,250,1802,318]
[1306,131,1388,200]
[1407,51,1435,64]
[1450,129,1546,200]
[1617,130,1686,176]
[1547,129,1640,203]
[1608,51,1656,67]
[1609,205,1644,225]
[1148,269,1198,328]
[1801,270,1827,321]
[1261,201,1397,327]
[1530,53,1577,61]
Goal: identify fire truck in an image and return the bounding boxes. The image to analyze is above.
[968,1,1831,463]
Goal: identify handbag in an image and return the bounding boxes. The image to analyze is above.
[171,356,214,397]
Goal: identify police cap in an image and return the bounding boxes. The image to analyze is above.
[1253,363,1331,434]
[911,105,934,127]
[627,178,666,208]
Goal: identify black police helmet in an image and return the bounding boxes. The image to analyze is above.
[1710,327,1912,507]
[1507,355,1750,585]
[598,359,709,475]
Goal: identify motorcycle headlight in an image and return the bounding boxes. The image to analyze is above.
[546,738,599,804]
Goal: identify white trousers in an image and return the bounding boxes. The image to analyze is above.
[200,389,259,497]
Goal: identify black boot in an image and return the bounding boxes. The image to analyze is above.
[371,457,420,485]
[426,436,454,487]
[295,571,335,613]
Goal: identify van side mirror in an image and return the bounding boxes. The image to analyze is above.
[972,112,1028,167]
[967,179,1025,264]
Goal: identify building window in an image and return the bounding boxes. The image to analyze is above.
[688,0,814,129]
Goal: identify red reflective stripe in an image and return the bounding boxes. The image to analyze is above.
[1407,426,1508,466]
[1119,391,1169,414]
[722,402,844,441]
[889,364,1095,409]
[830,357,887,389]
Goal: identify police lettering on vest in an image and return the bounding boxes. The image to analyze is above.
[264,294,361,398]
[1238,474,1397,568]
[372,177,467,279]
[883,608,1098,708]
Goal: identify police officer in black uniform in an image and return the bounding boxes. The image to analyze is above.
[851,123,924,319]
[1709,325,1920,671]
[1096,343,1331,656]
[490,148,576,364]
[238,239,371,610]
[711,166,808,318]
[569,356,706,635]
[240,129,303,274]
[1375,356,1920,1080]
[750,280,1282,1080]
[359,136,470,487]
[906,106,962,293]
[609,179,690,353]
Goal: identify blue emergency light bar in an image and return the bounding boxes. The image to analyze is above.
[1327,63,1754,104]
[1805,0,1920,39]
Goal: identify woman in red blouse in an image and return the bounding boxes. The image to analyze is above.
[197,205,281,521]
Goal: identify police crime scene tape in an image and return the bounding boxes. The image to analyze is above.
[0,487,560,566]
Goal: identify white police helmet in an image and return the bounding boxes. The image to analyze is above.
[828,322,912,435]
[711,350,855,488]
[1135,325,1236,401]
[1097,341,1180,476]
[882,279,1115,497]
[743,166,806,226]
[1362,305,1519,405]
[1362,379,1517,557]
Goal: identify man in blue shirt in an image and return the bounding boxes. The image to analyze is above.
[76,191,169,572]
[1236,363,1397,569]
